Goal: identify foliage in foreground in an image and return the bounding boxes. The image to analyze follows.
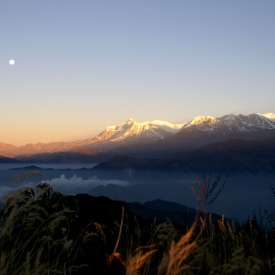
[0,184,274,275]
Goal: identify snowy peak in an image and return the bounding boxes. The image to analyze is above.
[78,113,275,146]
[184,113,275,133]
[92,118,184,143]
[1,112,275,158]
[183,115,219,132]
[260,113,275,121]
[190,115,218,126]
[221,114,275,131]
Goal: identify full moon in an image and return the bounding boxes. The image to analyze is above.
[9,59,16,66]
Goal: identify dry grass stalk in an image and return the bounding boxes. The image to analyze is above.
[126,246,157,275]
[113,206,125,254]
[163,224,197,275]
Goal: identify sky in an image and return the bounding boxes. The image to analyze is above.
[0,0,275,145]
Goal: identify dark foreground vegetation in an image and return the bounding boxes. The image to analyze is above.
[0,184,274,275]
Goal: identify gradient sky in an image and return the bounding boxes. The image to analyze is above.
[1,0,275,145]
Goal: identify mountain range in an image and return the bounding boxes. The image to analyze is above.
[1,112,275,168]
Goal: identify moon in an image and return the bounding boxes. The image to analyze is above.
[9,59,16,66]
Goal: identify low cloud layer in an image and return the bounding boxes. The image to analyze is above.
[0,174,129,199]
[46,174,129,194]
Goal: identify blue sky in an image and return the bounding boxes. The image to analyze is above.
[0,0,275,144]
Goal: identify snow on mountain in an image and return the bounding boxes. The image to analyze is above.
[260,113,275,121]
[190,116,218,126]
[1,112,275,158]
[90,118,184,143]
[184,113,275,132]
[184,115,218,131]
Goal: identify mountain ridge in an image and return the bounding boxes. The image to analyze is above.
[1,112,275,158]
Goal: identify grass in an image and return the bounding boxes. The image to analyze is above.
[0,181,273,275]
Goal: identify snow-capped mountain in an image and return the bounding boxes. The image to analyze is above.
[91,113,275,147]
[1,113,275,159]
[88,118,184,144]
[62,112,275,157]
[164,112,275,151]
[184,113,275,132]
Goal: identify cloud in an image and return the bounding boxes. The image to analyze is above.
[0,174,129,200]
[46,174,129,194]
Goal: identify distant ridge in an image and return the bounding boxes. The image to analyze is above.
[11,165,43,171]
[0,155,20,163]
